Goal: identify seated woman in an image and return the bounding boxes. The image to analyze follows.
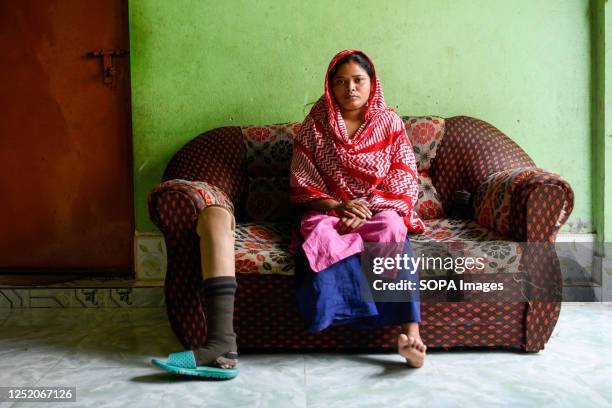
[290,49,427,368]
[151,49,425,380]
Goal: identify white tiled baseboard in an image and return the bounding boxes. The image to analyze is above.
[134,232,167,281]
[555,233,595,243]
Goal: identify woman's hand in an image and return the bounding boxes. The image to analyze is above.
[337,215,368,234]
[334,199,372,220]
[334,199,372,234]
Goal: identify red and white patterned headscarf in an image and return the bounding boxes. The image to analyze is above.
[290,49,425,233]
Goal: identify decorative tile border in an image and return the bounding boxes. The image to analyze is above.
[555,233,595,243]
[1,288,165,309]
[0,289,29,308]
[127,288,166,307]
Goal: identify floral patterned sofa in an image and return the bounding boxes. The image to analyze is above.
[148,116,573,353]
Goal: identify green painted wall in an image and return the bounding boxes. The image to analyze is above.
[592,0,605,242]
[592,0,612,246]
[129,0,593,234]
[604,0,612,247]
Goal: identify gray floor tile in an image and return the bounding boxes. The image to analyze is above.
[11,367,167,408]
[0,305,610,407]
[159,354,306,408]
[54,320,181,369]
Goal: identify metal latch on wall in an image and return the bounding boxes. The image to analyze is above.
[86,49,128,85]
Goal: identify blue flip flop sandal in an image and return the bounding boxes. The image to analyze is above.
[151,350,239,380]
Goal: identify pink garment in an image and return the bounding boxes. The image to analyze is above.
[300,210,407,272]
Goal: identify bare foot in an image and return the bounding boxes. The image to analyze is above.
[398,333,426,368]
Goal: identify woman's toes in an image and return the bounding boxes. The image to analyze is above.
[401,346,425,368]
[399,334,426,366]
[399,334,416,348]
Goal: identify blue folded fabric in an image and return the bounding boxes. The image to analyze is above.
[295,238,421,332]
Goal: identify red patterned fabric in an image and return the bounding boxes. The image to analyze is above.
[473,168,543,237]
[430,116,535,213]
[233,272,526,351]
[474,167,572,240]
[241,124,296,177]
[148,179,235,235]
[161,126,248,220]
[415,170,445,219]
[244,177,291,222]
[147,179,237,349]
[510,174,573,351]
[404,116,445,171]
[290,50,425,233]
[240,123,297,222]
[509,171,574,243]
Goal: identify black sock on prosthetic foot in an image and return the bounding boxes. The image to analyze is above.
[195,276,238,368]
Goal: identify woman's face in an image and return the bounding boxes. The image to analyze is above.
[331,61,371,113]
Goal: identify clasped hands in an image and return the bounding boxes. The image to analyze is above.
[333,199,373,234]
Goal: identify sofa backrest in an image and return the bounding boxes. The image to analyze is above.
[239,124,296,222]
[239,117,447,222]
[163,126,249,214]
[163,115,535,224]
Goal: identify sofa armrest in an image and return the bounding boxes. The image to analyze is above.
[473,168,574,242]
[147,179,235,233]
[430,116,536,210]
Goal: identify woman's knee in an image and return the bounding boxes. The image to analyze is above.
[196,206,234,238]
[386,218,408,241]
[362,211,407,241]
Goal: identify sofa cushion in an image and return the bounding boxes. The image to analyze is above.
[241,124,298,177]
[403,116,445,171]
[415,170,445,219]
[233,218,522,279]
[410,219,523,278]
[234,222,294,275]
[403,116,446,220]
[242,118,445,175]
[240,124,298,222]
[244,176,291,221]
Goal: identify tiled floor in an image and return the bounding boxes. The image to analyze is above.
[0,304,610,407]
